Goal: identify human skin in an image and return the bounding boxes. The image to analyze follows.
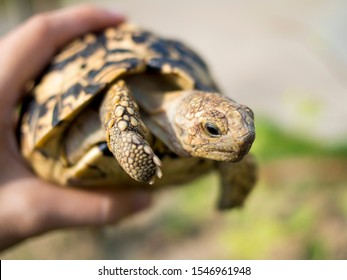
[0,6,152,252]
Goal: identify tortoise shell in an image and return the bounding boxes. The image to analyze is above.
[21,24,217,159]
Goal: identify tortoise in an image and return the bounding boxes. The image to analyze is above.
[19,23,257,209]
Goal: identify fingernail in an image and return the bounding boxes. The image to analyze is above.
[132,192,152,212]
[107,9,126,20]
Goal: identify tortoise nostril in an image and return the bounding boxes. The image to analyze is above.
[237,107,254,125]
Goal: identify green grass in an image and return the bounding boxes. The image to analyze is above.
[252,118,347,161]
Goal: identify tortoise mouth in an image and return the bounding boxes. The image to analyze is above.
[233,130,255,160]
[201,131,255,162]
[199,148,248,162]
[233,140,253,161]
[240,129,256,147]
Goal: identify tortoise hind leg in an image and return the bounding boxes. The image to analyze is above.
[100,80,162,184]
[217,154,257,209]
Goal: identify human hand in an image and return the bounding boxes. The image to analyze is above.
[0,6,152,251]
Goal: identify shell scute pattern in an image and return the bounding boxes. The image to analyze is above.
[131,31,151,44]
[146,39,214,91]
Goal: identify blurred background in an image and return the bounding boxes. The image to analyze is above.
[1,0,347,259]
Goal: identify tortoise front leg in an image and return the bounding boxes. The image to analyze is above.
[100,80,162,184]
[217,154,257,209]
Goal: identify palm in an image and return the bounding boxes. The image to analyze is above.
[0,6,151,251]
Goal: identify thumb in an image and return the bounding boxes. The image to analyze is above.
[22,180,152,235]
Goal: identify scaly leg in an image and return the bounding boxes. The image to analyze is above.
[100,80,162,184]
[217,154,257,209]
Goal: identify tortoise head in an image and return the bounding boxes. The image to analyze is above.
[174,91,255,162]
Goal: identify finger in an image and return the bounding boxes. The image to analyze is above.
[27,181,152,234]
[0,177,151,250]
[0,5,125,108]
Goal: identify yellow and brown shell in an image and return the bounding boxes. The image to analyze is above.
[20,24,217,163]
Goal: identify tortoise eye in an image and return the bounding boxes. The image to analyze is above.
[204,122,222,137]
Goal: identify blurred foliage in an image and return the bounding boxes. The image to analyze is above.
[252,118,347,161]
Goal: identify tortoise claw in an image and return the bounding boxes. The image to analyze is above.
[101,80,163,184]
